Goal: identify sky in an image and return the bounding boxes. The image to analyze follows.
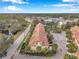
[0,0,79,13]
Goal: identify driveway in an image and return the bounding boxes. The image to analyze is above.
[52,31,67,59]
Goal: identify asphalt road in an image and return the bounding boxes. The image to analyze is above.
[52,31,67,59]
[2,24,31,59]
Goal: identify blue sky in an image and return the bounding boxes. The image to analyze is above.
[0,0,79,13]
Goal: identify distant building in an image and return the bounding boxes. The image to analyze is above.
[28,23,48,49]
[25,17,32,22]
[44,17,65,23]
[58,22,64,28]
[73,18,79,22]
[45,18,59,23]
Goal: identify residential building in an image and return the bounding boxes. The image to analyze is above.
[71,26,79,45]
[70,26,79,59]
[28,23,48,50]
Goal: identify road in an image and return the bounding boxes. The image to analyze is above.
[52,31,67,59]
[2,24,31,59]
[13,54,46,59]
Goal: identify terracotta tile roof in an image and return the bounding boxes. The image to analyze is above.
[75,51,79,59]
[71,26,79,35]
[71,26,79,59]
[28,23,48,47]
[71,26,79,43]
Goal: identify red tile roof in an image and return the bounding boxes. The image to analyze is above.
[71,26,79,44]
[28,23,48,47]
[75,51,79,59]
[70,26,79,59]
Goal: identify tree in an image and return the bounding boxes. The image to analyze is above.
[25,46,31,53]
[51,43,58,54]
[0,34,9,57]
[70,55,78,59]
[47,33,53,44]
[65,29,72,40]
[64,54,70,59]
[64,54,77,59]
[42,47,49,55]
[65,22,73,29]
[9,24,21,34]
[77,19,79,26]
[36,46,42,53]
[66,43,77,53]
[21,43,26,50]
[46,57,51,59]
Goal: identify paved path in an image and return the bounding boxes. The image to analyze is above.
[2,24,31,59]
[52,31,67,59]
[14,54,46,59]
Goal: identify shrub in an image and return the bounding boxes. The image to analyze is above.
[36,46,42,53]
[0,34,12,57]
[42,47,49,55]
[66,43,77,53]
[64,53,77,59]
[51,43,58,54]
[65,29,72,40]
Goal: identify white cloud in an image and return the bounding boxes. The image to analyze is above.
[4,6,22,11]
[2,0,29,4]
[51,4,74,7]
[47,3,79,13]
[50,4,79,9]
[63,0,79,2]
